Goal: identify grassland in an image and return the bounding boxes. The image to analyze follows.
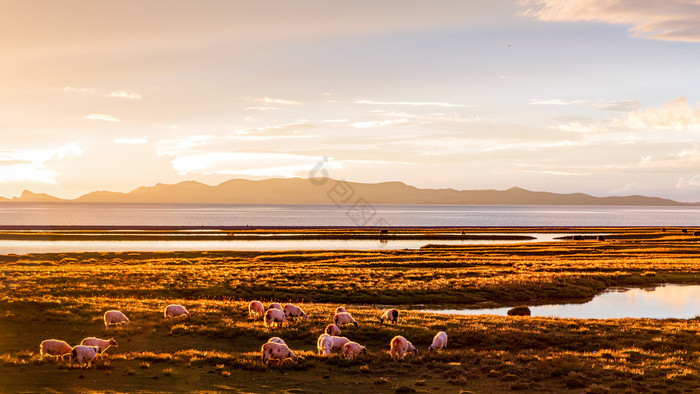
[0,227,699,393]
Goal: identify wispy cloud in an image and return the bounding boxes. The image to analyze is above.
[252,97,301,105]
[57,86,96,94]
[106,90,142,99]
[354,99,467,108]
[351,119,410,128]
[530,98,638,111]
[84,114,120,122]
[114,137,148,144]
[233,122,315,136]
[520,0,700,42]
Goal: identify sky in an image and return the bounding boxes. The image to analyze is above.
[2,0,700,201]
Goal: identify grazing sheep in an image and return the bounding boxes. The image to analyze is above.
[429,331,448,351]
[379,229,388,235]
[379,308,399,324]
[249,301,265,320]
[597,235,605,242]
[283,303,309,320]
[661,227,666,232]
[264,308,287,328]
[104,310,130,330]
[268,302,283,310]
[694,231,700,237]
[333,312,358,328]
[390,336,417,361]
[261,342,297,366]
[572,235,583,241]
[267,337,286,345]
[682,229,688,233]
[164,304,190,320]
[71,345,101,369]
[507,306,531,316]
[342,341,367,359]
[39,339,73,362]
[80,337,117,359]
[317,333,350,356]
[335,306,347,314]
[325,324,341,336]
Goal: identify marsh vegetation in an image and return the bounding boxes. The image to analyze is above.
[0,227,698,392]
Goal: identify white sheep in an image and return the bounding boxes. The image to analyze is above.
[39,339,73,362]
[333,312,358,328]
[264,308,287,328]
[261,342,298,366]
[249,301,265,320]
[71,345,101,369]
[164,304,190,320]
[316,333,350,356]
[104,310,130,330]
[267,337,286,345]
[335,306,347,314]
[268,302,283,310]
[390,336,417,361]
[325,324,341,336]
[379,308,399,325]
[342,341,367,359]
[283,303,309,320]
[80,337,117,359]
[429,331,448,351]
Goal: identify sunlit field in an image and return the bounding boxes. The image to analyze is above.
[1,228,699,392]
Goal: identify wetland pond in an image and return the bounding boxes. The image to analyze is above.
[421,284,700,319]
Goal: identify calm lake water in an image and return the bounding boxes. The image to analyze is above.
[1,202,700,227]
[0,234,565,254]
[421,285,700,319]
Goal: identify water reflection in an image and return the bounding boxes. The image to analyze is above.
[421,285,700,319]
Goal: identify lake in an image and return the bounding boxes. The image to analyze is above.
[421,284,700,319]
[2,203,700,227]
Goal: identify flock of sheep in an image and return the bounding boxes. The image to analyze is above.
[38,302,448,369]
[251,301,447,365]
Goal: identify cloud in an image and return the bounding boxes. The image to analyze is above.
[351,119,410,128]
[530,98,638,111]
[519,0,700,42]
[252,97,301,105]
[676,175,700,190]
[637,146,700,170]
[169,151,324,177]
[58,86,96,94]
[354,99,467,108]
[114,137,148,144]
[233,122,315,136]
[622,97,700,131]
[106,90,142,99]
[84,113,120,122]
[0,143,83,184]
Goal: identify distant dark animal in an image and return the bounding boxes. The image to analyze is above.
[597,235,605,242]
[572,235,584,241]
[694,231,700,237]
[661,228,666,232]
[379,308,399,324]
[507,306,531,316]
[460,230,466,235]
[682,229,688,233]
[379,229,388,235]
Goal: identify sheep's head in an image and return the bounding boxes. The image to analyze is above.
[413,348,418,355]
[302,313,309,320]
[353,322,358,328]
[109,338,118,346]
[360,347,367,355]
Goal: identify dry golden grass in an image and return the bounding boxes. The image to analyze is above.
[0,228,698,392]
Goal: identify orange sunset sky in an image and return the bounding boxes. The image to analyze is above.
[2,1,700,201]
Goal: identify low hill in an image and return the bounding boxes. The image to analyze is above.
[4,178,696,206]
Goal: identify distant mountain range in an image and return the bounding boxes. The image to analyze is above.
[1,178,697,206]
